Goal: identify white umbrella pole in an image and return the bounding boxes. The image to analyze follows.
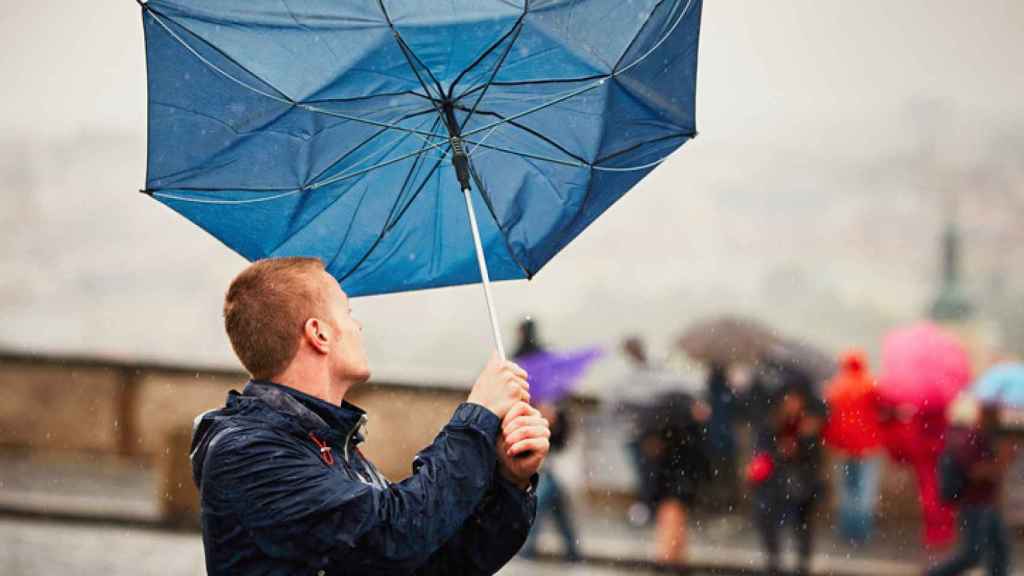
[461,185,507,361]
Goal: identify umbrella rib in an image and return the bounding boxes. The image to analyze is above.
[300,90,423,106]
[152,189,301,205]
[467,160,534,279]
[461,131,692,172]
[616,0,696,77]
[465,140,584,169]
[306,107,439,189]
[309,137,450,191]
[594,131,695,165]
[145,6,442,143]
[144,6,293,104]
[384,152,449,236]
[458,74,609,100]
[611,0,669,72]
[459,0,696,140]
[454,105,586,164]
[144,186,299,193]
[375,0,447,103]
[269,114,445,258]
[449,0,530,99]
[383,115,446,228]
[150,108,440,198]
[338,152,449,284]
[457,11,527,132]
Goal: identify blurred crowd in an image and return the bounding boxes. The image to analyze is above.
[514,316,1023,576]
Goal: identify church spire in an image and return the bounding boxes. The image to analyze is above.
[929,220,973,322]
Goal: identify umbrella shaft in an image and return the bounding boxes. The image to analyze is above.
[462,185,507,361]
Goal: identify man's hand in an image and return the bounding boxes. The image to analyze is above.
[497,402,550,490]
[467,352,530,420]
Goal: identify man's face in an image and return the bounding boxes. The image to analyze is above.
[319,271,370,384]
[980,404,1001,432]
[780,392,805,420]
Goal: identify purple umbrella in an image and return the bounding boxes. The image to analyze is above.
[516,348,604,404]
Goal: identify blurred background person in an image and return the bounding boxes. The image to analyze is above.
[705,363,740,510]
[618,336,660,526]
[823,350,884,545]
[927,402,1015,576]
[636,390,710,565]
[748,381,826,576]
[515,319,581,563]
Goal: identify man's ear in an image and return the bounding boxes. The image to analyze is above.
[304,318,331,355]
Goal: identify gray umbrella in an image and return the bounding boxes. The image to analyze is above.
[677,315,782,365]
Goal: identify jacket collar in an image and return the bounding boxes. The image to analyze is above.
[241,380,366,444]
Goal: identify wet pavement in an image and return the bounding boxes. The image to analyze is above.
[3,452,1024,575]
[0,518,643,576]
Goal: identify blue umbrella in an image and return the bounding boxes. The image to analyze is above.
[139,0,702,357]
[973,363,1024,408]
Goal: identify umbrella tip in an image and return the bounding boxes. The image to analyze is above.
[138,188,154,196]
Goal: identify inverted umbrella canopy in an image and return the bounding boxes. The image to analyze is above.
[973,363,1024,408]
[139,0,701,301]
[879,323,972,410]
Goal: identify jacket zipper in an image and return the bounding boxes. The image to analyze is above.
[343,414,368,464]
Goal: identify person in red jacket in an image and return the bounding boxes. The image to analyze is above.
[823,350,884,545]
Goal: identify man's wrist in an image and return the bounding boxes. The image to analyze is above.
[497,465,532,491]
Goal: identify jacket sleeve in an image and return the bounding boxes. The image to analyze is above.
[204,403,501,576]
[415,472,537,575]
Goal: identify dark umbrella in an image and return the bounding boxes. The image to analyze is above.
[137,0,703,359]
[765,339,837,389]
[677,316,782,365]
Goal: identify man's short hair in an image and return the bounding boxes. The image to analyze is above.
[223,257,328,380]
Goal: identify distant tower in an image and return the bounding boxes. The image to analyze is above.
[929,220,973,322]
[928,220,999,372]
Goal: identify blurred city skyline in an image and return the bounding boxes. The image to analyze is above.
[1,1,1022,383]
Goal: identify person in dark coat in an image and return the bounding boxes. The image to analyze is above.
[638,391,711,565]
[705,363,739,509]
[927,403,1014,576]
[748,382,825,576]
[191,258,549,576]
[514,319,581,562]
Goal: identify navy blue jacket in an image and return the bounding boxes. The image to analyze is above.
[190,381,536,575]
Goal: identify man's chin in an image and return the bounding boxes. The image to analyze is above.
[354,368,371,384]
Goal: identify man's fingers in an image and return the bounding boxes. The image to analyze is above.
[504,425,551,446]
[502,402,533,424]
[502,416,549,437]
[507,437,549,457]
[505,362,528,380]
[502,416,548,436]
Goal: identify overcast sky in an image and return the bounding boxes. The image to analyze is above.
[1,1,1021,385]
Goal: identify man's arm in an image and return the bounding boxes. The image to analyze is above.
[206,403,500,575]
[416,473,537,576]
[415,402,550,575]
[206,356,530,575]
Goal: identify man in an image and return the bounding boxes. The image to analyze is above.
[927,402,1013,576]
[190,257,550,575]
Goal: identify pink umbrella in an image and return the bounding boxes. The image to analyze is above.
[879,323,972,410]
[879,322,972,549]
